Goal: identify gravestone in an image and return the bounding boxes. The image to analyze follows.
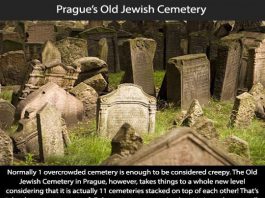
[0,99,15,130]
[164,21,187,67]
[83,73,108,94]
[98,38,108,63]
[0,50,28,85]
[26,23,55,43]
[56,37,88,65]
[79,27,120,72]
[113,127,236,165]
[41,40,61,65]
[97,84,156,138]
[188,31,210,54]
[167,54,210,109]
[144,31,164,70]
[37,103,64,162]
[73,57,108,85]
[121,37,156,96]
[213,40,242,100]
[249,83,265,119]
[17,82,84,126]
[102,123,143,165]
[229,92,256,128]
[0,129,13,165]
[224,135,250,159]
[69,83,98,120]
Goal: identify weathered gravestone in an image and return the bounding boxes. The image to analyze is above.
[73,57,108,85]
[164,21,187,67]
[121,37,156,96]
[0,129,13,165]
[79,27,120,72]
[0,50,28,85]
[213,40,242,101]
[98,38,108,63]
[0,99,15,130]
[97,84,156,138]
[37,103,64,162]
[102,123,143,165]
[24,43,43,61]
[233,21,265,32]
[70,83,98,120]
[249,83,265,120]
[167,54,210,109]
[41,40,61,65]
[188,31,210,54]
[229,92,256,128]
[12,107,70,157]
[26,23,55,43]
[17,82,84,126]
[56,37,88,65]
[112,127,236,165]
[83,73,108,94]
[224,135,250,159]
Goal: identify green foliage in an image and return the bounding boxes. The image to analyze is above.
[0,90,13,102]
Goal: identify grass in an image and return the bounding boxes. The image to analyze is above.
[5,71,265,165]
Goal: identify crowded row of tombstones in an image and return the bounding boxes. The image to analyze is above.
[0,20,264,166]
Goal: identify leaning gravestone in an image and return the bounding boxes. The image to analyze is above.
[41,40,61,65]
[0,129,13,165]
[167,54,210,109]
[79,27,120,72]
[37,103,64,162]
[97,84,156,138]
[229,92,256,128]
[213,40,242,101]
[0,99,15,130]
[121,37,156,96]
[17,82,84,126]
[56,37,88,65]
[113,127,236,165]
[0,50,28,85]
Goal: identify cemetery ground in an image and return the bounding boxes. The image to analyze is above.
[1,71,265,165]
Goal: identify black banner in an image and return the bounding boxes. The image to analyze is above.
[0,166,264,197]
[0,0,264,20]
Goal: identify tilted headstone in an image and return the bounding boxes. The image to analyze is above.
[102,123,143,165]
[69,83,98,120]
[83,73,108,94]
[213,39,242,101]
[0,99,15,130]
[229,92,256,128]
[56,37,88,65]
[37,103,64,162]
[249,83,265,119]
[17,82,84,126]
[97,84,156,138]
[0,50,28,85]
[113,127,237,165]
[0,129,13,165]
[164,21,187,67]
[79,27,120,72]
[224,135,250,159]
[167,54,210,109]
[41,40,61,65]
[121,37,156,96]
[73,57,108,85]
[26,23,55,43]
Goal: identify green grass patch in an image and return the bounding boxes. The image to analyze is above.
[0,90,13,102]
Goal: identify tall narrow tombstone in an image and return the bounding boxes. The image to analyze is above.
[229,92,256,128]
[0,99,15,130]
[37,103,64,162]
[56,37,88,66]
[167,54,210,109]
[79,27,120,72]
[121,37,156,96]
[164,21,187,67]
[213,40,242,100]
[188,31,210,54]
[26,23,55,43]
[0,129,13,165]
[112,127,236,165]
[98,38,108,63]
[97,84,156,138]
